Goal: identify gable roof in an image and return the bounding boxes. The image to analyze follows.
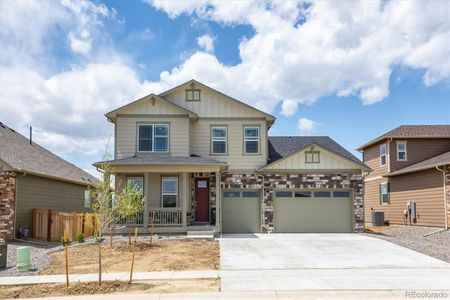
[265,136,369,170]
[158,79,276,124]
[0,122,100,186]
[105,93,198,122]
[387,151,450,177]
[357,125,450,151]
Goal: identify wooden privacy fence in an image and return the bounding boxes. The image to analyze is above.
[32,209,98,241]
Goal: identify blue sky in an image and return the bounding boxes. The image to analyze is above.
[0,0,449,177]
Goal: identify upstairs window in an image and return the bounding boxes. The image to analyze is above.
[305,150,320,163]
[138,124,169,152]
[380,182,389,204]
[244,127,260,154]
[84,190,91,208]
[186,89,201,101]
[380,143,387,166]
[211,126,227,154]
[397,141,407,161]
[162,177,178,207]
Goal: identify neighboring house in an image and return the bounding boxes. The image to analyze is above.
[357,125,450,228]
[0,122,100,240]
[95,79,369,234]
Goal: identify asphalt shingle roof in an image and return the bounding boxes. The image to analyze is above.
[387,151,450,176]
[95,155,228,166]
[267,136,368,169]
[0,122,100,186]
[357,125,450,150]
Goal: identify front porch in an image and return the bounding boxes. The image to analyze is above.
[113,164,225,234]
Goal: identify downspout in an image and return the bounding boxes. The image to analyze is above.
[436,166,448,230]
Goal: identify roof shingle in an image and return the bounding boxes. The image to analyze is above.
[0,122,100,186]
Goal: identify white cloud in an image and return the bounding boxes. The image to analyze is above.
[197,34,215,53]
[297,118,316,134]
[280,99,298,117]
[147,0,450,108]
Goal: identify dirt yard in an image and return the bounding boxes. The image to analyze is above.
[40,239,219,275]
[0,279,219,299]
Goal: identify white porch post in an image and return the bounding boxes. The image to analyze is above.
[143,172,149,228]
[181,172,189,227]
[215,171,221,233]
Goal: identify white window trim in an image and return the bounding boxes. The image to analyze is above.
[161,177,178,208]
[211,126,227,155]
[380,143,387,166]
[137,124,169,153]
[396,141,407,161]
[380,182,389,205]
[244,126,260,154]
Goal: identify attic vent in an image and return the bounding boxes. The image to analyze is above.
[186,88,201,101]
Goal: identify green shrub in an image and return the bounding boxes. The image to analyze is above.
[59,236,71,245]
[76,232,85,243]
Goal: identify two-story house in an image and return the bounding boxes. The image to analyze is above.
[95,80,369,235]
[358,125,450,228]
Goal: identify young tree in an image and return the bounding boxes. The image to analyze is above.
[115,181,145,245]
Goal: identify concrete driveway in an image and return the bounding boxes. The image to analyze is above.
[219,234,450,292]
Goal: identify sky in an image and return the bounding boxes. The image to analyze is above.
[0,0,449,177]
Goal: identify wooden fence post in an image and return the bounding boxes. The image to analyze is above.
[47,210,52,242]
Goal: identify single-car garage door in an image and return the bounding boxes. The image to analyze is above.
[274,190,353,233]
[222,189,261,233]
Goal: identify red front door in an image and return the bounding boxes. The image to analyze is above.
[195,178,209,222]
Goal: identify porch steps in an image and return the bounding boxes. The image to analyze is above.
[186,230,215,240]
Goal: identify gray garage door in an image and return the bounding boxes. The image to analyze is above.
[274,190,353,233]
[222,189,261,233]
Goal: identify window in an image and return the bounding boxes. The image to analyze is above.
[275,191,292,198]
[127,177,144,197]
[84,190,91,208]
[380,143,387,166]
[314,191,331,197]
[223,191,240,198]
[295,191,311,197]
[211,127,227,154]
[138,124,169,152]
[380,182,389,204]
[186,89,201,101]
[242,191,260,198]
[397,141,407,161]
[162,177,178,207]
[305,151,320,163]
[334,191,350,198]
[244,127,260,154]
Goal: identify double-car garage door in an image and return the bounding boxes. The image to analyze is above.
[222,188,354,233]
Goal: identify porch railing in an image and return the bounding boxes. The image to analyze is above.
[149,208,182,226]
[116,211,144,226]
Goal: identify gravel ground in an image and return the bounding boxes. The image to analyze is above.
[0,234,187,277]
[364,226,450,263]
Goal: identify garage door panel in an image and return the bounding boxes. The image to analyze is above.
[223,191,261,233]
[274,190,353,233]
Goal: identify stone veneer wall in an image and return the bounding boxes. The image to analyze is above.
[0,171,16,240]
[221,172,364,233]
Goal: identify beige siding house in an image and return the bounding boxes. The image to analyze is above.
[358,125,450,228]
[97,80,368,234]
[0,122,99,240]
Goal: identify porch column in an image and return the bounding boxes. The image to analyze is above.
[143,172,149,228]
[181,172,189,227]
[215,171,221,233]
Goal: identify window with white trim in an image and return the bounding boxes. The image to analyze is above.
[305,150,320,163]
[211,127,227,154]
[244,127,260,154]
[397,141,407,161]
[380,143,387,166]
[138,124,169,152]
[380,182,389,204]
[186,89,201,101]
[162,177,178,208]
[84,190,91,208]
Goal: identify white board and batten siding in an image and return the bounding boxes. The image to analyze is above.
[264,145,361,171]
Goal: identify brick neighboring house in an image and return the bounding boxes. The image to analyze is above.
[0,122,100,240]
[357,125,450,228]
[95,79,369,234]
